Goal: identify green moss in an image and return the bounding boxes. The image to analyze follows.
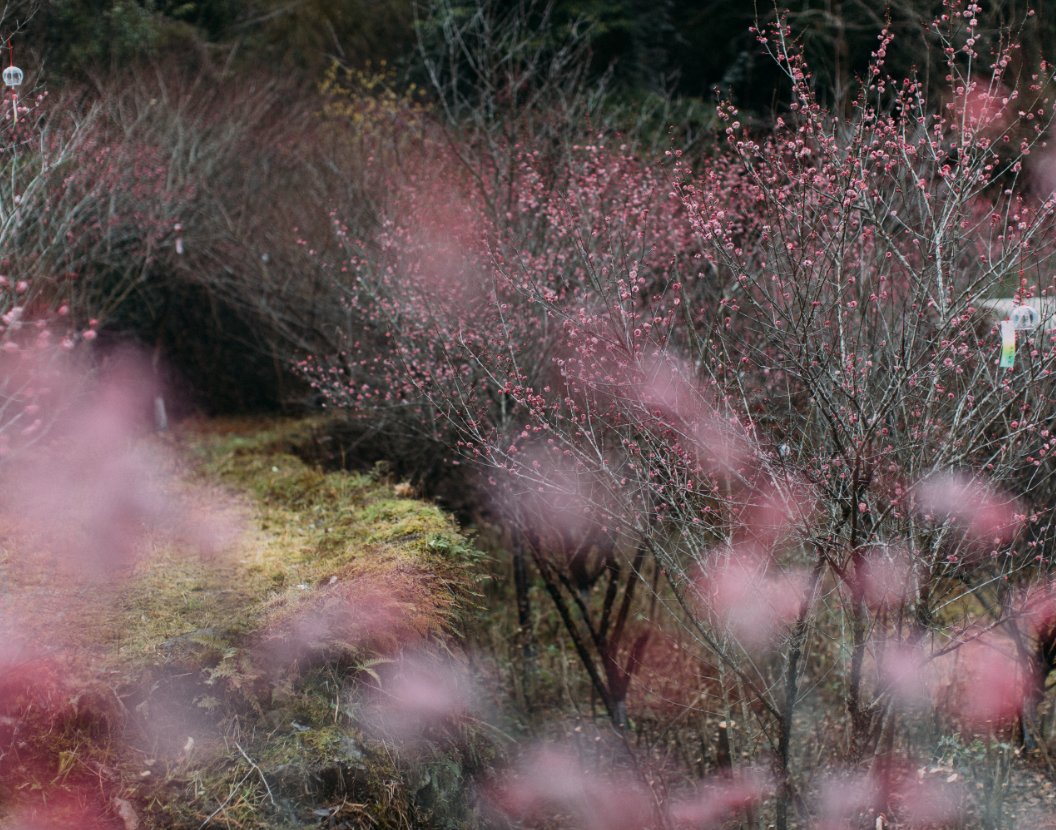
[358,498,459,548]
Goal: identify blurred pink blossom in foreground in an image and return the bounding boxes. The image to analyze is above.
[255,573,418,675]
[632,354,751,477]
[487,746,656,830]
[2,789,119,830]
[732,481,814,554]
[498,443,617,550]
[872,639,931,707]
[935,631,1030,728]
[815,762,962,829]
[815,769,880,829]
[912,471,1022,545]
[1018,580,1056,640]
[0,613,126,827]
[489,745,767,830]
[362,650,480,750]
[0,347,239,580]
[1031,140,1056,200]
[948,81,1011,136]
[693,551,809,651]
[667,769,771,828]
[847,546,913,611]
[891,768,964,828]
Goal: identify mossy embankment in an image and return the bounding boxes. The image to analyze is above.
[0,417,491,829]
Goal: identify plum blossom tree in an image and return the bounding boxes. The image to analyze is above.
[305,2,1056,825]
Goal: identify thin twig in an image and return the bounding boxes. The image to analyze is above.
[235,742,278,809]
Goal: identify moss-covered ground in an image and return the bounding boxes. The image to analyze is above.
[0,417,489,829]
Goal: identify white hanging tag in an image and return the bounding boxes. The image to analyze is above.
[1000,320,1016,369]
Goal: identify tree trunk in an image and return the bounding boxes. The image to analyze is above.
[776,557,824,830]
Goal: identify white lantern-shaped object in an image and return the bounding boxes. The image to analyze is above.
[2,65,22,88]
[1010,304,1040,331]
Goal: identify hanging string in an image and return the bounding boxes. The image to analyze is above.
[7,39,15,125]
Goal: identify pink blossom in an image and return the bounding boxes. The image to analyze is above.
[912,472,1021,544]
[668,769,771,827]
[488,745,655,830]
[693,551,808,651]
[0,347,240,580]
[933,631,1030,727]
[362,650,480,750]
[847,546,912,610]
[255,573,417,674]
